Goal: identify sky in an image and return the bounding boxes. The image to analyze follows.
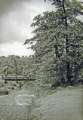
[0,0,52,57]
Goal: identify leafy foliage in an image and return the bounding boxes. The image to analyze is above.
[0,55,35,78]
[25,0,83,87]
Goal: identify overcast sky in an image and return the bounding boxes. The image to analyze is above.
[0,0,52,56]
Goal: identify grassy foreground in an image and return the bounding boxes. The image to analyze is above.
[0,86,82,120]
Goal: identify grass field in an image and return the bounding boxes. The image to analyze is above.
[0,86,82,120]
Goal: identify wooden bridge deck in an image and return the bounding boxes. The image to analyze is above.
[1,75,35,81]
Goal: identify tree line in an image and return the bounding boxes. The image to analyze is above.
[0,55,34,78]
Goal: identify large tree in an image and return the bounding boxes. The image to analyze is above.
[25,0,83,86]
[45,0,83,85]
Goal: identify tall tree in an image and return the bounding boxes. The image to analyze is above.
[25,0,83,86]
[44,0,83,85]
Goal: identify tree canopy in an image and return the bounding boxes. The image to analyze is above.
[25,0,83,87]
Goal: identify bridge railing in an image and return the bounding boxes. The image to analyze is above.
[1,75,35,81]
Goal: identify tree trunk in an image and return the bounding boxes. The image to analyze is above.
[62,0,72,85]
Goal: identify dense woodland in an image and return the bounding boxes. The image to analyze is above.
[0,55,35,79]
